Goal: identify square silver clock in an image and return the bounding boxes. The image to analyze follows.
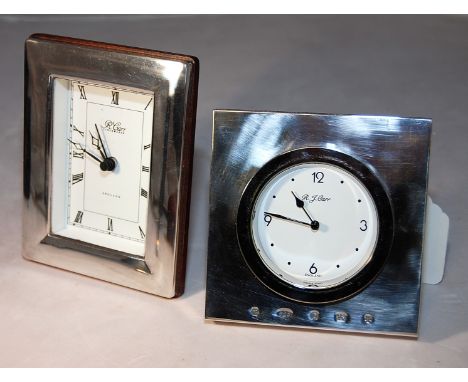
[206,110,431,336]
[23,34,199,298]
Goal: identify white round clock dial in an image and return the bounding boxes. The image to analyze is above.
[251,162,379,289]
[50,78,154,257]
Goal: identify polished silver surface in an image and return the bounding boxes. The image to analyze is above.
[206,110,431,336]
[23,35,198,298]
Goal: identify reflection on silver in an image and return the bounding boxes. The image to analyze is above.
[23,35,198,298]
[273,308,294,321]
[227,114,289,170]
[161,61,184,96]
[206,110,431,336]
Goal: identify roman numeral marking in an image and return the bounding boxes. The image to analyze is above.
[142,165,150,173]
[73,151,84,159]
[141,188,148,198]
[78,85,86,100]
[74,211,83,224]
[144,144,151,150]
[72,173,84,185]
[111,91,119,105]
[72,125,85,137]
[68,139,84,151]
[139,226,145,239]
[144,98,153,110]
[107,218,113,232]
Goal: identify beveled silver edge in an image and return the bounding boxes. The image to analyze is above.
[212,109,432,125]
[26,33,199,66]
[204,317,418,338]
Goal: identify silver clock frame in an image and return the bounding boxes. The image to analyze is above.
[206,110,431,336]
[23,34,199,298]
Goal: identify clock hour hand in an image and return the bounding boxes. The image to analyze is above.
[291,191,320,231]
[68,139,114,172]
[264,212,311,228]
[68,139,101,164]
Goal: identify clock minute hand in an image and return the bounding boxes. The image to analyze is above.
[91,124,116,172]
[95,124,109,158]
[291,191,320,231]
[90,131,107,161]
[264,212,311,228]
[91,123,117,171]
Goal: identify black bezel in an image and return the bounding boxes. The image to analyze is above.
[236,147,394,304]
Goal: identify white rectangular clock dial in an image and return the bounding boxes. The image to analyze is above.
[51,78,154,257]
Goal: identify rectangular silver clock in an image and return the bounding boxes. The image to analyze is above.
[23,34,199,298]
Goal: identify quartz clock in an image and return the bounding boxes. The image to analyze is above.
[206,110,431,336]
[23,34,199,297]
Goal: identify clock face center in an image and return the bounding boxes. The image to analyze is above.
[100,157,117,172]
[310,220,319,231]
[250,162,379,290]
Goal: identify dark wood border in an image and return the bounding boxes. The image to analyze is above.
[174,53,199,297]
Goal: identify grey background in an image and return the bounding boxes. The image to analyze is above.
[0,15,467,367]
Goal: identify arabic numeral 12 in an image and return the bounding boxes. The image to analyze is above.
[312,172,324,183]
